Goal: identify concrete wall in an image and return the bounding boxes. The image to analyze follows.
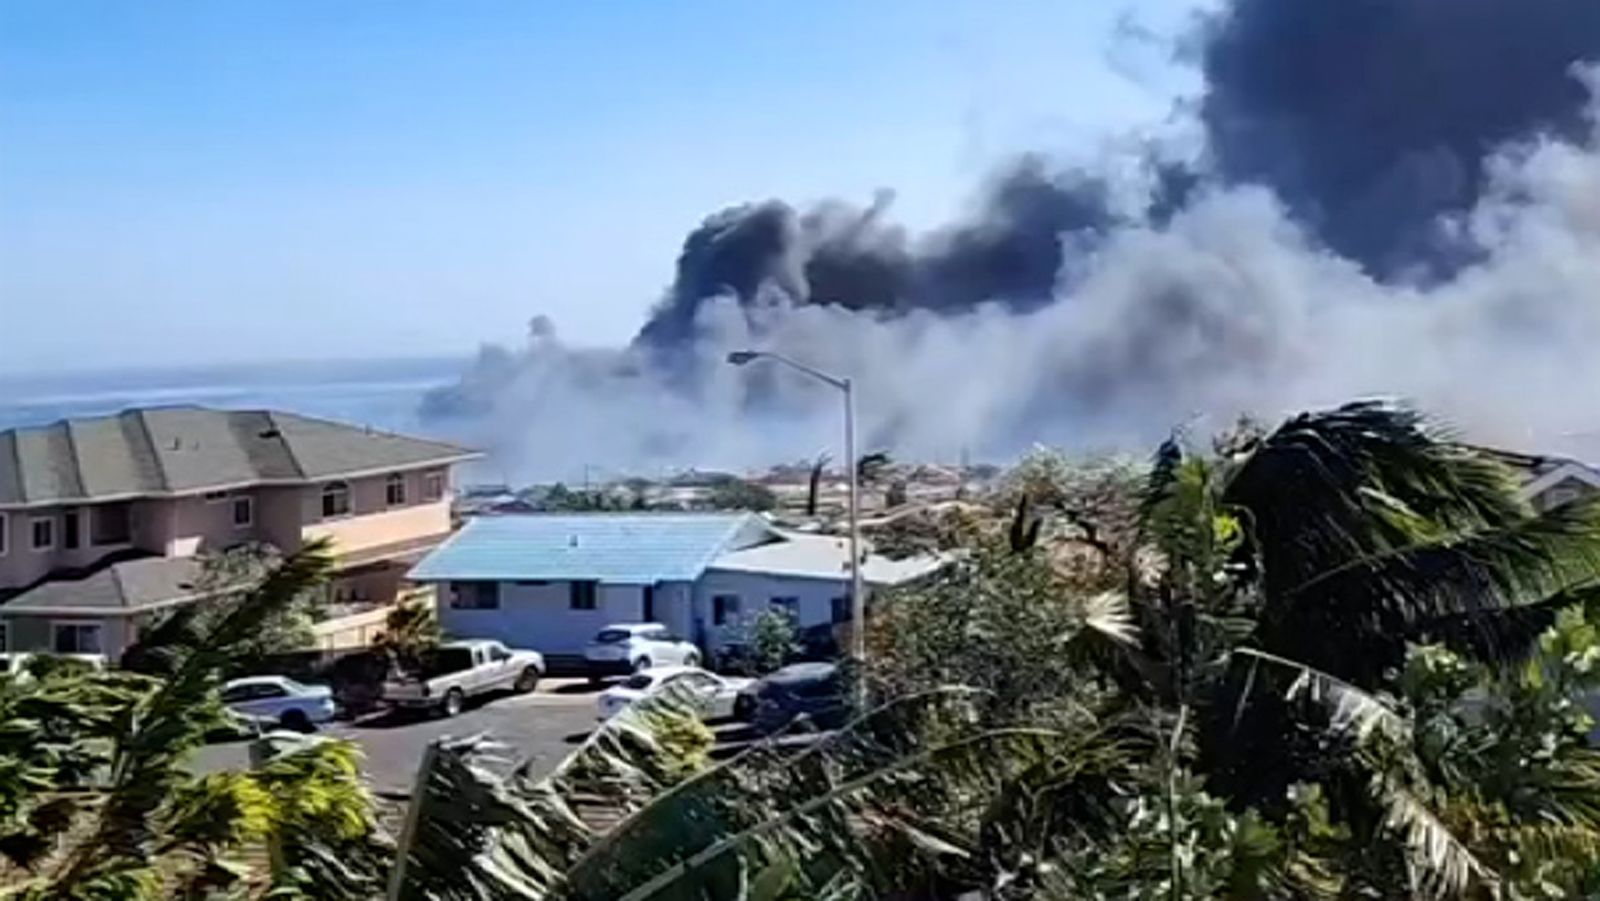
[694,570,857,649]
[168,493,264,556]
[429,570,862,657]
[328,564,408,605]
[256,487,307,551]
[130,499,175,556]
[3,613,133,658]
[0,502,144,589]
[304,500,450,559]
[310,606,392,651]
[437,579,694,655]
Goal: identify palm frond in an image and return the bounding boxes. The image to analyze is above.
[1228,648,1496,897]
[1232,648,1408,745]
[395,677,717,899]
[1078,591,1139,648]
[608,726,1069,901]
[1378,777,1496,899]
[47,541,334,894]
[394,683,1102,901]
[1222,401,1600,684]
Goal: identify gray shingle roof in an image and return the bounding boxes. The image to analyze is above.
[1,556,205,614]
[0,406,477,507]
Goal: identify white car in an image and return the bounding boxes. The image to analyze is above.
[597,665,752,720]
[584,623,701,679]
[222,675,337,732]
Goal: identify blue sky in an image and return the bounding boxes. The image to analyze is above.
[0,1,1194,375]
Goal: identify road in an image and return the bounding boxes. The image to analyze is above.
[189,679,605,793]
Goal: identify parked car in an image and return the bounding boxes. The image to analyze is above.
[584,623,700,678]
[382,639,545,718]
[596,665,752,720]
[740,662,849,735]
[0,652,108,681]
[221,675,337,732]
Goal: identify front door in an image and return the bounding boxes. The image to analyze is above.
[642,585,656,622]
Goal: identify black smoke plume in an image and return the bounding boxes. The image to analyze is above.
[635,158,1117,350]
[425,0,1600,480]
[1199,0,1600,278]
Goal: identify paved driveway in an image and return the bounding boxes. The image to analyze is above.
[189,679,605,793]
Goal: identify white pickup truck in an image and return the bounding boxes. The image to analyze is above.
[382,639,545,718]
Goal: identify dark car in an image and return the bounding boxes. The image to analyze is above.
[741,662,849,735]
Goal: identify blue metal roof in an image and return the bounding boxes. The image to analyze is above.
[408,513,769,584]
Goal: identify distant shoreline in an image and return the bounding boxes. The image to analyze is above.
[0,355,468,436]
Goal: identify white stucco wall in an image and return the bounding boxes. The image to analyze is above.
[694,569,860,648]
[437,579,693,654]
[434,570,870,656]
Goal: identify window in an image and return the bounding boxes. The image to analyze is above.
[53,622,102,654]
[92,503,131,546]
[0,513,6,555]
[62,510,80,550]
[385,473,407,507]
[320,481,351,518]
[232,496,254,528]
[223,682,287,702]
[769,596,800,620]
[30,517,55,552]
[713,594,741,626]
[831,595,851,625]
[0,623,9,652]
[570,581,598,610]
[450,581,500,610]
[642,584,656,621]
[423,471,446,502]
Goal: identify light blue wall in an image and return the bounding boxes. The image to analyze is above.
[436,571,865,656]
[439,579,676,655]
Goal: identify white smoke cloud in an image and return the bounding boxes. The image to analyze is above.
[427,77,1600,482]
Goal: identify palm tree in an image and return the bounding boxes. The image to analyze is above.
[370,400,1600,900]
[1134,401,1600,895]
[0,540,392,899]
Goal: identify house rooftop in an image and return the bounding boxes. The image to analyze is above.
[409,512,772,585]
[1,555,206,615]
[708,531,947,587]
[0,405,479,509]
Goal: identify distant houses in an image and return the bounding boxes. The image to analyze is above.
[407,511,945,660]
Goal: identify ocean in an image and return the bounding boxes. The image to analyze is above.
[0,357,466,437]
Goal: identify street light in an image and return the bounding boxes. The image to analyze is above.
[727,350,865,677]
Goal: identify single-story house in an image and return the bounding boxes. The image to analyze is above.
[1477,446,1600,511]
[407,512,944,659]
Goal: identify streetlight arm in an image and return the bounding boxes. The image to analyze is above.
[726,347,866,701]
[732,350,849,391]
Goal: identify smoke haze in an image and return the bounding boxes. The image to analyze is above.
[424,0,1600,481]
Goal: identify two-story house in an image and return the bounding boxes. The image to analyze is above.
[0,406,479,659]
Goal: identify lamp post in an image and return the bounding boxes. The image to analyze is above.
[727,351,865,677]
